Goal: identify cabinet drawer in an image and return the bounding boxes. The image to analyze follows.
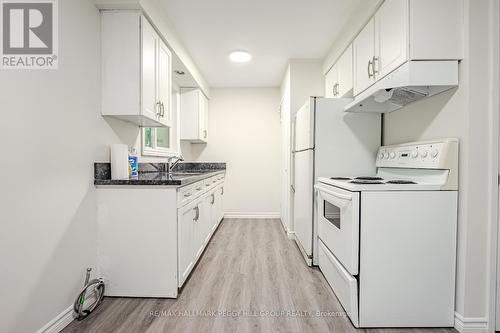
[178,181,205,207]
[318,239,359,327]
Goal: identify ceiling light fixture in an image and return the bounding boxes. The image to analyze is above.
[229,50,252,63]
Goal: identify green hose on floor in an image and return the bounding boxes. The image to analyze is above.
[73,268,105,321]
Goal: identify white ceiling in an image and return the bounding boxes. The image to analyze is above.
[160,0,364,87]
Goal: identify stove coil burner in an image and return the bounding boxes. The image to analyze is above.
[330,177,352,180]
[355,176,384,181]
[386,180,417,184]
[349,180,385,184]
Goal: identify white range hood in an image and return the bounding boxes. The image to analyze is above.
[344,60,459,113]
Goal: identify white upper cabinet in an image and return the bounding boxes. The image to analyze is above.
[101,12,172,127]
[325,45,353,98]
[374,0,409,79]
[353,18,376,95]
[336,45,353,98]
[180,88,209,143]
[350,0,462,96]
[324,64,338,98]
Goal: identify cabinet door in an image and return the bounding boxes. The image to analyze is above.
[337,45,353,98]
[374,0,409,79]
[198,92,209,142]
[141,17,158,121]
[324,64,338,98]
[353,18,375,95]
[178,203,196,287]
[157,39,172,127]
[215,185,224,226]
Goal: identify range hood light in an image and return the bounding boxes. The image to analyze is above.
[373,89,394,103]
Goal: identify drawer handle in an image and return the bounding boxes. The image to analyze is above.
[183,193,192,198]
[210,194,215,205]
[205,184,210,187]
[196,187,202,191]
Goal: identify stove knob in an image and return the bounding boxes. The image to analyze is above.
[389,152,396,159]
[420,150,428,158]
[383,152,389,159]
[431,149,439,158]
[411,151,418,159]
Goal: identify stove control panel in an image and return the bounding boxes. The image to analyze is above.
[376,139,458,169]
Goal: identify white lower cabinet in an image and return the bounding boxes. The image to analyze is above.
[97,173,225,297]
[178,202,197,287]
[177,175,225,288]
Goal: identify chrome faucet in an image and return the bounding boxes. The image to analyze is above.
[168,156,184,173]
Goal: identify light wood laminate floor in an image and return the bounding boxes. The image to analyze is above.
[63,218,456,333]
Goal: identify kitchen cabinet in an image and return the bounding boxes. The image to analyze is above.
[374,0,408,79]
[101,11,172,127]
[96,173,225,296]
[178,202,196,286]
[352,0,462,96]
[353,18,376,95]
[177,174,225,288]
[326,45,353,98]
[180,88,209,143]
[325,64,338,98]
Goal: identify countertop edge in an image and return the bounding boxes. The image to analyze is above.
[94,170,225,188]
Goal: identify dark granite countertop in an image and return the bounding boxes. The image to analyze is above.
[94,162,226,187]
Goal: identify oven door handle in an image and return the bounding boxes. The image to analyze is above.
[314,184,353,201]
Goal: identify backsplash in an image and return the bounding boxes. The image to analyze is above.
[94,162,226,180]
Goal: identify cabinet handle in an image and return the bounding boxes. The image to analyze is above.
[156,101,162,117]
[221,187,224,195]
[184,193,192,198]
[160,102,165,117]
[196,187,202,191]
[210,194,215,205]
[372,56,379,75]
[203,130,207,139]
[368,59,374,78]
[205,184,211,187]
[193,206,200,221]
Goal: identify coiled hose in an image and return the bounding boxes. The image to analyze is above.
[73,268,105,320]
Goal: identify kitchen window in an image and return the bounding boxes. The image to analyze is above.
[142,86,180,157]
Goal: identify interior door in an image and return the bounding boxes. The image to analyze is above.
[353,18,375,95]
[374,0,409,79]
[293,149,314,258]
[141,17,158,121]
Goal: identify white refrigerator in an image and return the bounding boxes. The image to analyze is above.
[292,97,381,265]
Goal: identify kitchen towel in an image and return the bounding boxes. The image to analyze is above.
[111,144,129,180]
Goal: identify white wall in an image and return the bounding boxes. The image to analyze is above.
[181,88,281,217]
[0,1,139,332]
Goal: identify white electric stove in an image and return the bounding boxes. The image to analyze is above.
[314,138,458,328]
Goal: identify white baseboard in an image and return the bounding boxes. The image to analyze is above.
[37,294,99,333]
[36,305,74,333]
[224,212,280,219]
[286,230,296,240]
[454,312,488,333]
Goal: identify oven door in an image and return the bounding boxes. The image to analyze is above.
[315,183,360,275]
